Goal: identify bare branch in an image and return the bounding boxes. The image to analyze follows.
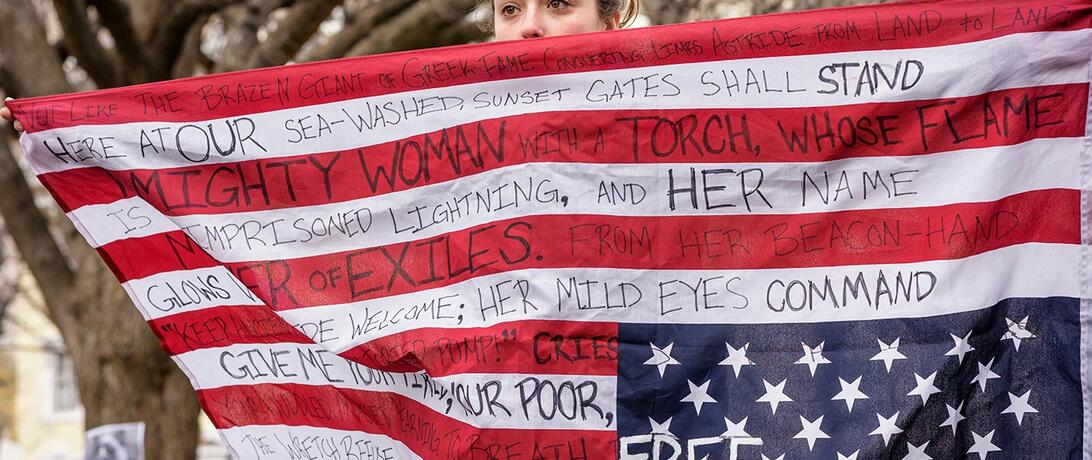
[298,0,418,62]
[243,0,343,69]
[89,0,152,82]
[432,14,490,47]
[148,0,237,80]
[642,0,704,25]
[122,0,173,40]
[0,0,80,336]
[0,224,17,332]
[51,0,123,87]
[172,13,213,77]
[0,132,75,313]
[752,0,887,15]
[0,0,74,97]
[215,0,290,73]
[347,0,480,57]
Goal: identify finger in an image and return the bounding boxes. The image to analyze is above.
[2,97,19,131]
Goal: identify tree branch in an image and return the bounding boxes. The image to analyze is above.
[243,0,343,69]
[0,225,17,333]
[0,0,86,332]
[298,0,418,62]
[117,0,167,39]
[51,0,123,87]
[433,15,490,47]
[172,13,212,77]
[751,0,887,15]
[346,0,480,57]
[0,1,73,97]
[0,133,75,312]
[642,0,704,25]
[214,0,290,73]
[89,0,152,83]
[148,0,236,80]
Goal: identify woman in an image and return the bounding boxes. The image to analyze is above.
[0,0,640,130]
[488,0,640,40]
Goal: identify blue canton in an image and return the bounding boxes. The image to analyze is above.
[617,297,1081,459]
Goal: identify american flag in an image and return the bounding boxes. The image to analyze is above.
[8,0,1092,458]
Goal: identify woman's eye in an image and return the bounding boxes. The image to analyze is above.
[547,0,570,9]
[500,4,519,16]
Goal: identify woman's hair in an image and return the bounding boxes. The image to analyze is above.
[477,0,641,33]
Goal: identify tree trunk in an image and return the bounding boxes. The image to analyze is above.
[0,1,856,458]
[752,0,888,15]
[0,131,203,460]
[66,242,202,458]
[346,0,483,56]
[0,0,202,457]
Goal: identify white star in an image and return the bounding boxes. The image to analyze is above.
[644,342,680,377]
[756,379,793,414]
[871,337,907,372]
[761,455,784,460]
[793,415,829,451]
[681,379,717,415]
[794,341,831,377]
[972,357,1001,392]
[649,417,673,436]
[967,430,1001,459]
[721,416,751,438]
[838,451,860,460]
[832,376,869,412]
[907,371,941,405]
[940,401,965,435]
[1002,316,1036,351]
[944,330,975,364]
[869,411,903,446]
[904,441,932,460]
[1002,389,1038,424]
[718,342,754,378]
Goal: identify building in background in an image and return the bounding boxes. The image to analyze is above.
[0,275,228,460]
[0,279,83,460]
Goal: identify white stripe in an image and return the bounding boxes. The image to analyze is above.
[130,243,1078,325]
[70,137,1082,261]
[260,243,1080,353]
[178,343,617,431]
[70,196,177,245]
[216,424,421,460]
[122,266,263,320]
[1077,21,1092,458]
[22,29,1092,174]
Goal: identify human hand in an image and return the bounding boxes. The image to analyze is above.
[1,97,23,132]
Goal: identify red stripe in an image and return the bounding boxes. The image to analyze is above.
[10,1,1089,131]
[40,83,1087,214]
[97,231,220,281]
[337,320,618,377]
[149,305,311,355]
[198,383,617,460]
[98,189,1079,307]
[152,305,618,378]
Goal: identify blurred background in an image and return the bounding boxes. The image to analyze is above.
[0,0,884,458]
